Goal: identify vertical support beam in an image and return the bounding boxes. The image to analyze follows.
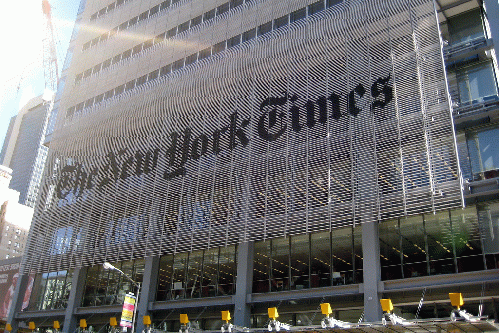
[362,221,383,322]
[482,0,499,80]
[234,242,254,327]
[6,273,29,333]
[136,256,160,333]
[63,266,88,333]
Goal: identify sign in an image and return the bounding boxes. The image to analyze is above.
[0,258,34,320]
[120,293,136,328]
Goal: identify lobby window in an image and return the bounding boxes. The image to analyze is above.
[455,61,498,105]
[82,259,144,307]
[478,202,499,269]
[380,207,488,281]
[28,270,73,311]
[156,245,236,301]
[467,127,499,180]
[253,227,360,294]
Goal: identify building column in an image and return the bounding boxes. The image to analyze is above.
[482,0,499,79]
[234,242,254,327]
[6,273,30,333]
[136,256,160,333]
[362,221,383,322]
[63,266,88,333]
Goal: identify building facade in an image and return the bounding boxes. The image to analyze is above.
[7,0,499,332]
[0,166,33,260]
[0,96,51,208]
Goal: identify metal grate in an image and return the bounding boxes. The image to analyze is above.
[22,0,462,274]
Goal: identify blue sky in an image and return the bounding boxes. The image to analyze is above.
[0,0,80,151]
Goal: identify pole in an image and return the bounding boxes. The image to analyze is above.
[131,282,141,333]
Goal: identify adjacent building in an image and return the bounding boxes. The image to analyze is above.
[6,0,499,332]
[0,166,33,260]
[0,96,51,208]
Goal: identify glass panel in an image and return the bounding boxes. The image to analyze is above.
[457,61,498,104]
[331,227,354,284]
[253,241,270,293]
[271,237,290,291]
[186,250,203,298]
[171,252,188,299]
[218,245,236,295]
[400,215,428,277]
[353,226,363,283]
[157,254,174,301]
[83,265,99,306]
[425,211,456,275]
[290,234,310,289]
[447,9,484,44]
[478,202,499,258]
[467,127,499,180]
[452,206,485,272]
[311,232,332,286]
[379,219,403,280]
[201,248,218,297]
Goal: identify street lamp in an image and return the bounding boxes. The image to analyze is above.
[103,262,141,333]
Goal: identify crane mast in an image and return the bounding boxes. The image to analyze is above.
[41,0,58,95]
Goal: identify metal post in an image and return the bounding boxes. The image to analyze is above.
[132,283,141,333]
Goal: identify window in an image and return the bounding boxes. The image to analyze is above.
[274,15,288,29]
[136,74,148,86]
[290,8,306,22]
[125,80,136,91]
[93,63,102,74]
[149,69,159,81]
[212,41,226,54]
[102,59,112,70]
[115,84,125,95]
[132,44,143,55]
[143,39,154,50]
[82,68,92,78]
[112,54,122,65]
[167,27,177,38]
[172,59,185,71]
[447,9,485,45]
[326,0,342,7]
[308,1,325,15]
[467,127,499,180]
[217,2,230,16]
[138,11,149,22]
[242,28,256,42]
[230,0,243,9]
[160,64,172,76]
[204,9,215,21]
[150,5,159,16]
[122,49,132,60]
[191,15,202,27]
[118,21,128,31]
[128,16,138,26]
[198,47,211,60]
[456,61,498,104]
[177,21,190,34]
[185,53,198,65]
[227,34,241,48]
[160,0,170,11]
[257,22,272,36]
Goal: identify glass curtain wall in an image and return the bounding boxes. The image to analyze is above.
[156,245,237,301]
[28,270,73,311]
[82,259,144,306]
[252,226,362,293]
[380,206,488,280]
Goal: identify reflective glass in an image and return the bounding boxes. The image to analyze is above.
[467,127,499,179]
[186,250,203,298]
[271,238,290,291]
[400,215,428,277]
[311,232,332,286]
[425,211,456,275]
[290,234,310,289]
[379,219,403,280]
[218,245,236,295]
[253,241,270,293]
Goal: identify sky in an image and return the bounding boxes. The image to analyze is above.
[0,0,80,151]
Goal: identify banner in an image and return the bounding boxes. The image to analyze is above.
[120,293,136,328]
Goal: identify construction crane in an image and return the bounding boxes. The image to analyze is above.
[41,0,59,96]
